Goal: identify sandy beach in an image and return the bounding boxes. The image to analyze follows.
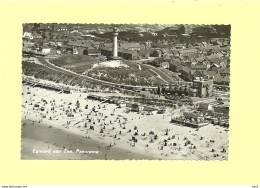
[21,79,229,160]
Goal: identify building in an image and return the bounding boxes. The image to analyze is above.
[160,76,213,98]
[150,50,162,57]
[100,47,113,57]
[149,58,170,69]
[137,49,154,59]
[72,48,78,55]
[83,49,101,57]
[169,60,181,72]
[179,66,195,81]
[40,46,51,54]
[161,62,170,69]
[198,102,213,111]
[190,62,208,71]
[193,77,214,98]
[184,25,193,34]
[23,32,33,40]
[171,111,209,128]
[118,50,139,60]
[81,34,96,40]
[131,103,144,112]
[103,27,123,60]
[178,49,197,57]
[101,47,139,60]
[67,39,93,48]
[118,42,141,51]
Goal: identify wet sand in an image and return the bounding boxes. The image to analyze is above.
[21,120,154,160]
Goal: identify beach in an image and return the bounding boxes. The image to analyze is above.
[21,80,229,160]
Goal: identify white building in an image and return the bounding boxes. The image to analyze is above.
[41,48,51,54]
[23,32,34,40]
[55,42,63,46]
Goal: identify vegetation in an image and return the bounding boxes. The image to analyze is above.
[50,55,99,69]
[87,60,166,86]
[22,61,97,89]
[49,55,170,86]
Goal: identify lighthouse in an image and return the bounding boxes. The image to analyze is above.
[113,27,118,57]
[110,27,122,60]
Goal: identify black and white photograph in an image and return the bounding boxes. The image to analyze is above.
[21,24,230,160]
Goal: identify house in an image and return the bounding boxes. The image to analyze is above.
[118,42,141,51]
[59,45,73,54]
[34,35,43,39]
[169,60,181,72]
[175,44,185,49]
[171,50,179,57]
[150,50,162,57]
[178,49,197,57]
[118,50,139,60]
[67,39,93,48]
[101,46,139,60]
[41,48,51,54]
[187,53,199,59]
[73,48,78,55]
[191,63,208,71]
[83,49,101,57]
[141,41,152,48]
[42,48,51,54]
[143,106,158,114]
[151,32,158,36]
[58,26,68,31]
[55,42,63,46]
[198,102,213,111]
[219,68,230,77]
[192,70,207,78]
[149,58,170,68]
[91,41,102,49]
[207,54,223,61]
[180,66,195,81]
[100,47,113,57]
[193,57,205,63]
[161,62,170,69]
[202,41,208,47]
[23,32,33,40]
[215,75,230,85]
[81,34,96,40]
[161,48,172,57]
[137,49,154,59]
[117,101,127,108]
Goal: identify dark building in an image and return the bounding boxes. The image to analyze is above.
[83,49,101,57]
[101,47,139,60]
[193,77,214,98]
[100,47,113,57]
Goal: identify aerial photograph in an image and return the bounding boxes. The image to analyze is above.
[21,24,230,160]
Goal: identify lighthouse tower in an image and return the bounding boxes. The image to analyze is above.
[113,27,118,57]
[110,27,122,60]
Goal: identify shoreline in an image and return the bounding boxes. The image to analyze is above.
[21,119,155,160]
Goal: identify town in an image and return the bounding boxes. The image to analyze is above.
[21,24,230,160]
